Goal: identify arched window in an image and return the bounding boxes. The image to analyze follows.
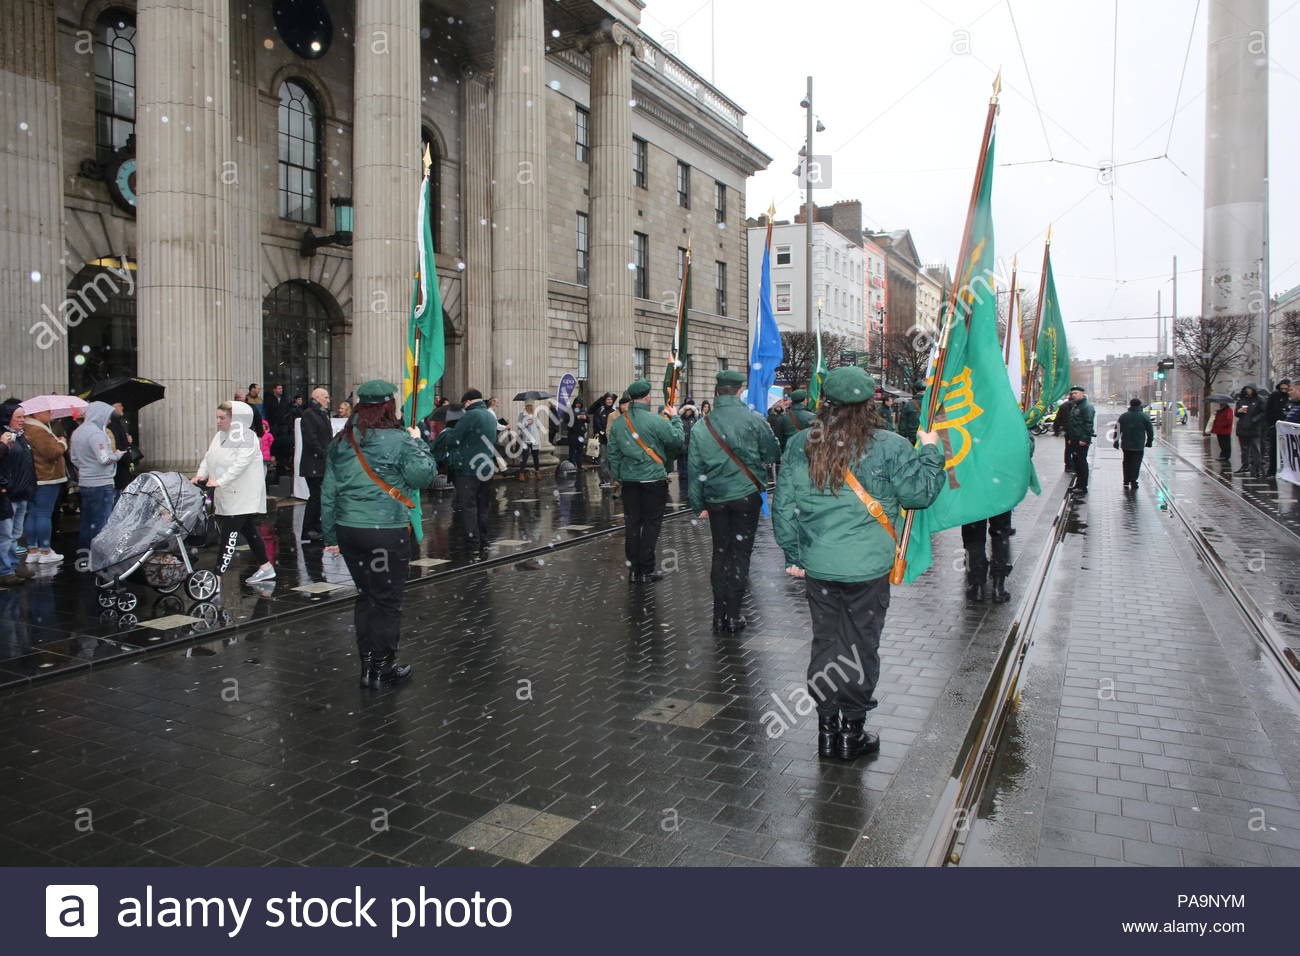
[420,127,442,250]
[94,8,136,160]
[278,80,320,224]
[262,281,333,400]
[66,259,138,393]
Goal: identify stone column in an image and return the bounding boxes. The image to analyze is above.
[491,0,548,410]
[350,0,421,392]
[136,0,233,472]
[587,25,636,399]
[0,0,66,402]
[228,0,262,391]
[462,75,493,395]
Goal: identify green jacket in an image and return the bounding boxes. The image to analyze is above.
[774,429,946,582]
[1064,399,1096,442]
[608,402,683,482]
[322,426,439,545]
[1116,408,1154,450]
[775,402,816,452]
[687,395,781,511]
[896,398,922,445]
[879,403,896,432]
[435,404,499,477]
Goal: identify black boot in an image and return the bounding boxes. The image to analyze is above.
[375,655,413,685]
[724,616,747,633]
[836,718,880,760]
[990,576,1010,603]
[712,612,727,632]
[966,581,986,601]
[817,712,841,758]
[358,651,378,689]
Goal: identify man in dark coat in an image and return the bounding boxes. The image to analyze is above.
[1063,385,1096,494]
[1234,384,1266,477]
[590,392,618,486]
[299,387,333,541]
[774,389,815,452]
[1264,379,1290,477]
[107,402,136,491]
[1115,398,1154,489]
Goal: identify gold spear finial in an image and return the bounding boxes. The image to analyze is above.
[991,68,1002,104]
[1045,223,1053,244]
[767,199,777,219]
[422,144,432,176]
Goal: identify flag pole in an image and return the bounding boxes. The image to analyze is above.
[410,144,433,426]
[1022,226,1051,413]
[1004,255,1018,363]
[750,202,777,411]
[890,71,1001,585]
[669,238,691,408]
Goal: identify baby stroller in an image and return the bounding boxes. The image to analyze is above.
[89,471,217,613]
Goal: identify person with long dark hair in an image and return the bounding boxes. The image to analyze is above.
[773,366,944,761]
[322,380,437,688]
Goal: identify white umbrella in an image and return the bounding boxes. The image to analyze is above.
[18,395,89,419]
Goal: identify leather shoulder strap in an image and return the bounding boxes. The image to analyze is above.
[842,469,896,542]
[621,411,664,466]
[784,407,807,431]
[704,415,763,491]
[346,429,416,507]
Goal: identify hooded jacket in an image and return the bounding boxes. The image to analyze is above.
[196,401,266,516]
[0,402,35,502]
[69,401,124,488]
[1235,386,1266,437]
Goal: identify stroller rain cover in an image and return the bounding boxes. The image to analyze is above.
[89,472,207,575]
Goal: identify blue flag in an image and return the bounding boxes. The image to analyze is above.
[748,217,783,414]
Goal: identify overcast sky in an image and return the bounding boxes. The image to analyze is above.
[641,0,1299,361]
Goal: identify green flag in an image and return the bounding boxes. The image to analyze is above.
[401,153,443,542]
[403,157,444,426]
[664,251,690,404]
[807,313,828,409]
[902,130,1039,584]
[1024,251,1070,427]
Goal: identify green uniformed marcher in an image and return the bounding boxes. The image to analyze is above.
[895,380,925,445]
[688,369,781,632]
[775,388,815,452]
[323,379,439,688]
[773,366,945,760]
[431,388,500,550]
[608,379,684,581]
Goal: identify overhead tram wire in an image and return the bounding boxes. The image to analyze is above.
[1165,0,1202,156]
[1006,0,1054,159]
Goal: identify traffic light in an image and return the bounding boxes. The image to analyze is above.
[1154,357,1174,380]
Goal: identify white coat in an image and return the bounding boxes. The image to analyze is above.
[196,401,267,516]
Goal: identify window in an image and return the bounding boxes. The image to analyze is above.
[263,280,334,400]
[716,357,729,373]
[776,282,792,313]
[633,137,647,188]
[776,245,792,266]
[633,232,649,299]
[686,352,696,398]
[677,247,691,310]
[278,80,321,224]
[634,348,649,380]
[420,128,442,249]
[715,261,727,316]
[677,161,690,208]
[576,212,589,286]
[577,341,589,381]
[576,106,590,163]
[94,9,136,161]
[714,181,726,223]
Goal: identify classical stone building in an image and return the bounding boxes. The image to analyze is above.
[0,0,769,469]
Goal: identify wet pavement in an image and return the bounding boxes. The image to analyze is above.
[0,467,691,689]
[963,418,1300,867]
[0,456,1065,867]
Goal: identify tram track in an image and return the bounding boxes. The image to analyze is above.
[918,488,1074,867]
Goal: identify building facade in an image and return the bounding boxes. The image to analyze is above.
[0,0,769,469]
[746,219,865,350]
[863,234,887,367]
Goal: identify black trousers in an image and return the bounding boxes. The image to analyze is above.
[523,446,540,470]
[621,480,668,575]
[1239,434,1263,474]
[336,525,410,659]
[215,514,267,575]
[1216,434,1232,460]
[805,574,888,720]
[1266,424,1279,474]
[1067,440,1090,490]
[706,491,762,620]
[302,475,323,535]
[1121,449,1144,484]
[453,473,493,545]
[1064,439,1073,471]
[960,510,1012,584]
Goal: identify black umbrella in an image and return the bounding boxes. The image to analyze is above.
[81,375,166,409]
[512,390,552,402]
[1206,393,1234,403]
[431,402,464,423]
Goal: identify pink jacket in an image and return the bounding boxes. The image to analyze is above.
[260,428,274,461]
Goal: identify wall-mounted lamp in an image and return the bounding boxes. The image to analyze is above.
[300,196,354,257]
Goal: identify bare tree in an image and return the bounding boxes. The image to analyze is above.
[1274,307,1300,374]
[777,330,848,391]
[1174,314,1251,423]
[885,328,931,389]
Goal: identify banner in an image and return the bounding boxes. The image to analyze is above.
[1278,421,1300,486]
[557,373,578,413]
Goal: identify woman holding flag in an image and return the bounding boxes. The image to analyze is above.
[773,366,944,761]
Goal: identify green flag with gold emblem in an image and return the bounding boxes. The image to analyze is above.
[902,129,1039,584]
[1024,250,1070,427]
